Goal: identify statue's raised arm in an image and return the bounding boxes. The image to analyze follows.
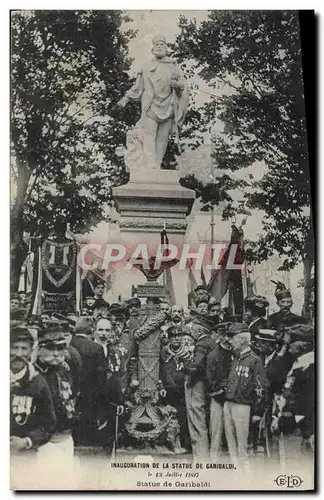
[116,34,188,171]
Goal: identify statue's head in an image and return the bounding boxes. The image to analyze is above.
[152,34,168,59]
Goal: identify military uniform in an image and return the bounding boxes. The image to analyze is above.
[224,324,269,470]
[11,362,56,452]
[34,325,79,460]
[184,322,214,460]
[160,326,194,451]
[267,283,307,332]
[206,341,232,460]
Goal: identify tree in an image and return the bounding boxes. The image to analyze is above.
[172,10,313,317]
[11,10,137,291]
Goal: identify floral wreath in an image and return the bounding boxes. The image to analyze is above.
[133,311,167,343]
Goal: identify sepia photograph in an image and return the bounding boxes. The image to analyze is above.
[9,9,315,490]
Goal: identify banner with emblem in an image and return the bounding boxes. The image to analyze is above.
[31,232,78,315]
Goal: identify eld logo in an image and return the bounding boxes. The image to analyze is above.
[275,474,303,488]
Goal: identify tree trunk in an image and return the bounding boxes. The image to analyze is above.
[10,159,30,293]
[301,214,314,320]
[302,255,313,320]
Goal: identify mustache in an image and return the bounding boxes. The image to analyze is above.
[10,355,27,364]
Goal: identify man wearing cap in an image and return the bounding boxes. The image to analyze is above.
[250,329,279,455]
[206,324,232,461]
[194,285,210,305]
[271,324,314,456]
[70,317,107,446]
[224,323,269,470]
[244,295,269,340]
[184,321,214,460]
[117,34,188,170]
[160,324,194,452]
[10,327,56,455]
[127,297,141,318]
[208,299,223,328]
[267,283,307,332]
[34,324,77,459]
[11,293,21,311]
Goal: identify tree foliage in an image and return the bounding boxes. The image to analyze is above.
[10,10,137,289]
[172,11,313,276]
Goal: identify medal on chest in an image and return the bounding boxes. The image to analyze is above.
[235,364,250,378]
[12,395,33,425]
[57,375,75,418]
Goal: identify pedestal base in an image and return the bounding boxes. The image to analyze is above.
[110,168,196,305]
[113,169,195,239]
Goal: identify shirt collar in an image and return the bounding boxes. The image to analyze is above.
[249,317,260,328]
[10,365,27,385]
[239,347,251,358]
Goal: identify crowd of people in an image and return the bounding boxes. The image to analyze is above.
[10,279,314,472]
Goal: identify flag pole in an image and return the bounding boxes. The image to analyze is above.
[210,136,216,271]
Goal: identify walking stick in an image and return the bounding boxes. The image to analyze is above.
[278,432,286,471]
[111,406,120,464]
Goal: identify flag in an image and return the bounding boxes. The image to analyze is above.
[160,229,177,305]
[65,227,114,298]
[207,223,245,318]
[201,265,207,287]
[187,259,198,307]
[30,233,77,315]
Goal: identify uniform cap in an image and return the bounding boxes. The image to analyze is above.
[254,329,278,342]
[44,318,70,333]
[11,326,34,345]
[39,328,66,345]
[166,324,183,337]
[127,297,141,308]
[110,303,129,320]
[94,279,105,288]
[10,308,27,322]
[215,322,233,334]
[194,285,208,293]
[285,323,314,344]
[228,322,250,337]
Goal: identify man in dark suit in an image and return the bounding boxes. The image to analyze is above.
[93,317,125,453]
[71,317,107,445]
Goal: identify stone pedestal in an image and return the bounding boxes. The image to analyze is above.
[111,169,196,305]
[113,169,195,244]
